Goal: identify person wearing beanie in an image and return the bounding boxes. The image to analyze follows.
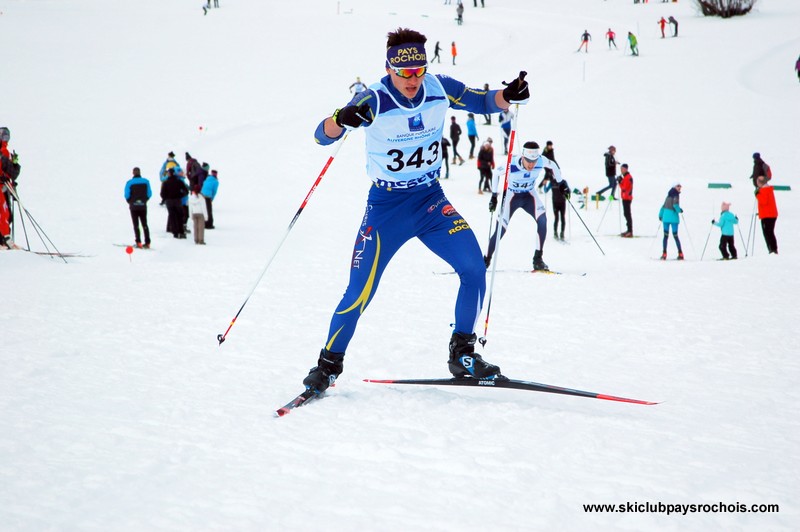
[750,152,771,188]
[124,167,153,249]
[539,140,570,241]
[658,183,684,260]
[160,167,188,239]
[596,145,619,200]
[712,202,738,260]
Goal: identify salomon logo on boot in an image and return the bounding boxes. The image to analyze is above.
[447,332,504,380]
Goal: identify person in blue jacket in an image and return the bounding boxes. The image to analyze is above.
[301,27,530,395]
[124,167,152,248]
[658,182,684,260]
[712,201,738,260]
[466,112,479,159]
[200,169,219,229]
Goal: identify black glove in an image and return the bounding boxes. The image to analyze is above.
[735,216,739,221]
[565,190,571,200]
[333,102,373,129]
[489,195,498,212]
[711,219,716,224]
[501,71,529,104]
[616,176,622,184]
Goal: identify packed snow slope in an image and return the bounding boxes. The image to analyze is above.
[1,0,799,530]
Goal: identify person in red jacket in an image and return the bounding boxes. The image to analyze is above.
[755,175,778,254]
[658,17,667,39]
[618,163,634,237]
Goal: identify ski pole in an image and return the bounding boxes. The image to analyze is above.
[700,223,713,261]
[567,197,605,255]
[4,182,67,262]
[595,194,612,233]
[217,132,350,346]
[680,213,696,258]
[737,218,748,257]
[480,72,526,346]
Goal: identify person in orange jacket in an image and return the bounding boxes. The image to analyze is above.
[618,163,634,237]
[451,41,457,65]
[755,175,778,254]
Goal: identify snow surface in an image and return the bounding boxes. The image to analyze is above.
[2,0,799,530]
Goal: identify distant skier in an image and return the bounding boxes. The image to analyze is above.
[606,28,618,50]
[618,163,634,237]
[628,32,639,56]
[658,17,667,39]
[349,77,367,94]
[124,167,152,249]
[485,141,564,271]
[578,30,591,53]
[432,41,442,63]
[596,145,619,200]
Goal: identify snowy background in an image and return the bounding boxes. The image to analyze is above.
[2,0,799,530]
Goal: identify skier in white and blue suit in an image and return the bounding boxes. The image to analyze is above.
[485,141,564,272]
[302,28,530,394]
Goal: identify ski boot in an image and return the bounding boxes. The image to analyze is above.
[677,251,684,260]
[533,249,549,271]
[483,255,491,269]
[660,251,667,261]
[448,332,504,380]
[303,349,344,394]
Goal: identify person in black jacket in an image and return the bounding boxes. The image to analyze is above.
[750,152,771,189]
[476,138,495,194]
[160,168,189,238]
[124,167,152,248]
[449,116,465,165]
[596,145,619,200]
[539,141,569,239]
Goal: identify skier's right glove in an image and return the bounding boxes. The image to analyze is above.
[333,102,374,129]
[501,72,530,104]
[711,219,716,224]
[489,195,498,212]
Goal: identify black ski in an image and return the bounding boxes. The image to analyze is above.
[364,377,657,405]
[274,389,320,417]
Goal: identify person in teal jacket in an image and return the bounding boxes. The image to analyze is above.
[200,169,219,229]
[658,183,683,260]
[712,202,738,260]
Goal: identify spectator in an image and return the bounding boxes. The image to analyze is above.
[124,167,152,249]
[159,151,182,182]
[712,202,738,260]
[658,183,684,260]
[466,113,478,159]
[160,168,188,239]
[441,137,451,179]
[456,3,464,25]
[200,169,219,229]
[499,107,513,155]
[658,17,667,39]
[0,127,21,230]
[449,116,465,165]
[596,145,619,200]
[668,16,678,37]
[795,55,800,82]
[618,163,634,237]
[476,138,495,194]
[432,42,442,64]
[755,176,778,254]
[188,186,208,245]
[451,41,458,65]
[750,152,771,188]
[482,83,492,124]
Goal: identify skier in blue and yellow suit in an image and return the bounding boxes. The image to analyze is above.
[302,27,530,394]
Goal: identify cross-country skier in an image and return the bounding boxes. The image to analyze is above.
[484,141,564,271]
[302,27,530,395]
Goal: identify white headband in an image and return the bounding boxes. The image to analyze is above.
[522,147,540,161]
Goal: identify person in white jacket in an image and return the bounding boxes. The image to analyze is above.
[188,187,208,245]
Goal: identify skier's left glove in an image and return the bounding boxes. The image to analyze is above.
[502,71,530,104]
[489,195,498,212]
[333,102,374,129]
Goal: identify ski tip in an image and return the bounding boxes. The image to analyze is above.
[596,393,660,405]
[274,407,290,417]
